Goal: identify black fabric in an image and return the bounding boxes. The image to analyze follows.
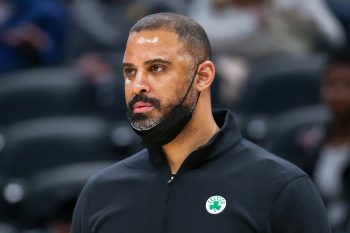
[71,110,331,233]
[133,104,193,147]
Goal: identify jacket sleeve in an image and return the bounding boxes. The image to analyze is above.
[269,176,331,233]
[70,183,91,233]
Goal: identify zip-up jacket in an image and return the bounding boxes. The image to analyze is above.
[71,110,331,233]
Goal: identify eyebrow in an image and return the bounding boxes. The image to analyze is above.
[122,62,134,68]
[144,58,172,66]
[122,58,172,68]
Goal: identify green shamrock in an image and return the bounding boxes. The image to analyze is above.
[210,201,221,212]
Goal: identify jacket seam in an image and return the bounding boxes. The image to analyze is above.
[265,174,309,232]
[271,174,308,203]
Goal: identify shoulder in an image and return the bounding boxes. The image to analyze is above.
[83,149,150,190]
[236,140,330,229]
[231,139,309,194]
[72,149,150,220]
[238,139,306,177]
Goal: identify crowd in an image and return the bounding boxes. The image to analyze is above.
[0,0,350,232]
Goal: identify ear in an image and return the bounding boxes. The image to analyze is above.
[196,61,215,92]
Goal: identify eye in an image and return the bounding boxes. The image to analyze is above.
[123,68,136,77]
[151,64,165,73]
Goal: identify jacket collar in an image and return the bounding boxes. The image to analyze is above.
[147,109,242,169]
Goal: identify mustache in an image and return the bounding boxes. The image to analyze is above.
[127,94,161,111]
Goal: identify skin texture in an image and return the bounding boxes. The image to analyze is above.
[123,29,219,173]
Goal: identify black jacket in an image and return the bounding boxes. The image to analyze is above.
[71,110,331,233]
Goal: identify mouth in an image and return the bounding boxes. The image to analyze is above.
[132,101,154,113]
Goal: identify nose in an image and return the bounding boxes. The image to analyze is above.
[132,70,150,95]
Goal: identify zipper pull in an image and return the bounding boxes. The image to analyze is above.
[167,175,174,184]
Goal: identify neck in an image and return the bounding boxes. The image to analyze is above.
[162,94,219,174]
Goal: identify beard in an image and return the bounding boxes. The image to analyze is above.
[126,89,198,131]
[127,93,168,130]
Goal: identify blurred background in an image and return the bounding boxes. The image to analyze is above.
[0,0,350,232]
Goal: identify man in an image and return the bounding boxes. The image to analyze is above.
[0,0,67,73]
[71,13,330,233]
[268,52,350,231]
[314,52,350,231]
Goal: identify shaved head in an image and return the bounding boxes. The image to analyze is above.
[129,12,212,67]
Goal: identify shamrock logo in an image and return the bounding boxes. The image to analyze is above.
[210,201,221,212]
[206,195,226,215]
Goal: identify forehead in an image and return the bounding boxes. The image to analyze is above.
[123,29,189,64]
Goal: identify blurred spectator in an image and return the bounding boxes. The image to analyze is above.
[76,52,125,120]
[67,0,176,58]
[312,53,350,232]
[188,0,346,107]
[188,0,345,58]
[326,0,350,50]
[0,0,68,73]
[273,52,350,232]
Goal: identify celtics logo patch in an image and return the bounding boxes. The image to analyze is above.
[206,195,226,214]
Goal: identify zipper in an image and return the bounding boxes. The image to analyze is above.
[160,152,196,233]
[161,174,174,233]
[167,175,174,184]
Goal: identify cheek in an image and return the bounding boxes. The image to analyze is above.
[125,79,131,85]
[124,81,132,103]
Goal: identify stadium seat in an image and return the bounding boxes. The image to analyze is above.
[0,116,116,180]
[19,162,113,227]
[265,105,330,171]
[234,54,326,115]
[0,115,144,228]
[0,116,118,224]
[0,67,96,127]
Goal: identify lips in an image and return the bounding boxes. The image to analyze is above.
[133,101,154,113]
